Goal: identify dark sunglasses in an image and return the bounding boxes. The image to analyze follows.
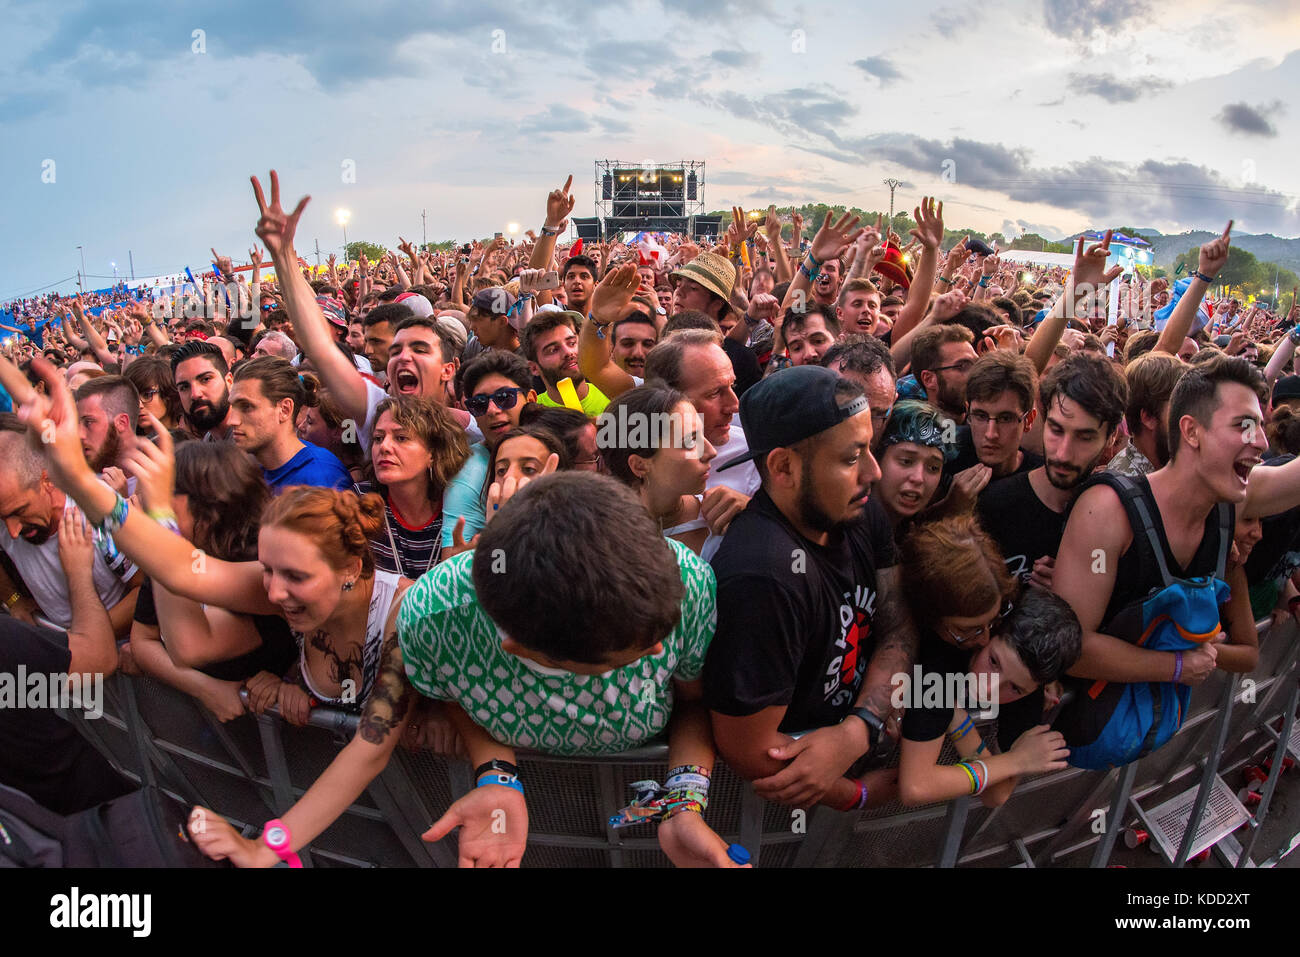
[466,387,524,417]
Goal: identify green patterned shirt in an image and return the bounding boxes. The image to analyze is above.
[398,539,716,755]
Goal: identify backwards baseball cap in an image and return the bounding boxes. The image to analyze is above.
[471,287,517,317]
[1273,375,1300,403]
[716,365,869,472]
[395,292,435,318]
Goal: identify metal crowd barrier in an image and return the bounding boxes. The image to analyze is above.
[57,616,1300,867]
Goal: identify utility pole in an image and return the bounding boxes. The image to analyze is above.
[77,245,86,293]
[883,179,902,231]
[128,250,135,280]
[314,238,321,267]
[422,209,427,250]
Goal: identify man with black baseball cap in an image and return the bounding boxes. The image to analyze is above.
[703,365,918,810]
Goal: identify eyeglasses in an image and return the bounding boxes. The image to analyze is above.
[945,599,1014,645]
[933,359,975,375]
[466,387,524,417]
[967,409,1029,429]
[138,388,160,401]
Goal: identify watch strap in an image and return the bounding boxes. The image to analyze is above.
[474,759,519,780]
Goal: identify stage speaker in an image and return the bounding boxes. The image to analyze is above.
[686,172,697,200]
[572,217,602,241]
[602,173,612,200]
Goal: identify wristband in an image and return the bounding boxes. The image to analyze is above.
[973,760,989,795]
[1173,650,1184,684]
[947,715,975,743]
[3,591,20,610]
[978,277,990,288]
[588,312,611,340]
[262,818,303,868]
[540,224,562,237]
[95,493,129,536]
[1193,270,1215,283]
[476,772,524,795]
[937,275,953,285]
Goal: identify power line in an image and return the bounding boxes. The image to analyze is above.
[0,275,78,302]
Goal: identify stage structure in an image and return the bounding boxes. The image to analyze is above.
[593,160,719,240]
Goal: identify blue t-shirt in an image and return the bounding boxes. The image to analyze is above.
[440,442,490,548]
[264,442,351,492]
[12,320,50,349]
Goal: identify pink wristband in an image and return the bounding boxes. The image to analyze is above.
[1173,651,1184,684]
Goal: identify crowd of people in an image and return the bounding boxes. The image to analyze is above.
[2,167,1300,868]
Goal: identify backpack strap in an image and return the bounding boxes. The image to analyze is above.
[1087,472,1175,588]
[1213,502,1232,581]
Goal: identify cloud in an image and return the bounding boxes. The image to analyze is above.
[853,56,903,85]
[20,1,535,90]
[710,49,748,67]
[1042,0,1152,38]
[1069,72,1173,103]
[1215,101,1284,137]
[517,104,630,137]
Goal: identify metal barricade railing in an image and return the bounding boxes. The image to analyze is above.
[63,615,1300,867]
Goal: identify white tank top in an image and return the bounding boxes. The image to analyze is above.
[297,571,400,709]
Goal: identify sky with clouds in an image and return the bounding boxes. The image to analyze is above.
[3,0,1298,300]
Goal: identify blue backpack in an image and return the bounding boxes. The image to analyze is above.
[1056,473,1231,770]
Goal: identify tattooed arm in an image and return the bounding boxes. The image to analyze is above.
[190,597,417,866]
[855,565,918,720]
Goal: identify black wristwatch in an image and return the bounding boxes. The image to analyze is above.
[844,707,888,758]
[473,759,519,780]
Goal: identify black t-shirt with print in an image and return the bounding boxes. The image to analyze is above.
[976,472,1067,585]
[704,488,899,733]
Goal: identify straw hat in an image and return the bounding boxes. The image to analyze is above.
[670,251,736,302]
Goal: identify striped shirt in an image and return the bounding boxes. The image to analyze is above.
[354,481,442,581]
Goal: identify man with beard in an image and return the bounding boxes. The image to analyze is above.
[170,340,234,440]
[228,357,351,491]
[0,418,140,636]
[703,366,919,810]
[523,311,609,416]
[976,355,1128,590]
[1107,352,1184,478]
[610,314,658,380]
[74,375,138,473]
[908,324,978,424]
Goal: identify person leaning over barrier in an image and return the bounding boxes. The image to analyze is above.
[193,472,739,868]
[1053,353,1300,767]
[894,518,1080,808]
[703,365,920,811]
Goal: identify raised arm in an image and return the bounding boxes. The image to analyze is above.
[0,361,278,616]
[891,198,943,343]
[251,170,371,423]
[72,298,116,368]
[780,211,863,313]
[1154,222,1232,355]
[1025,231,1122,374]
[577,263,638,399]
[528,175,575,306]
[762,205,793,285]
